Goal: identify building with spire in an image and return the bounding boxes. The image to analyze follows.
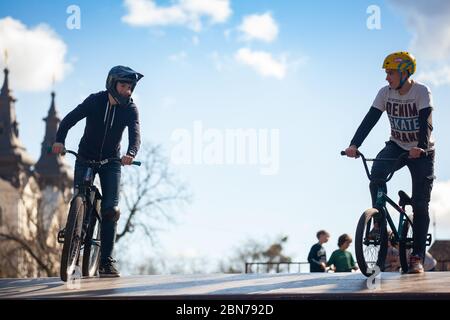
[34,91,72,190]
[0,67,34,188]
[0,65,72,278]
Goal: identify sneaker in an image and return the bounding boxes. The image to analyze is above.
[99,258,120,278]
[408,254,424,274]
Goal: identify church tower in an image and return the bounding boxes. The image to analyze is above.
[34,91,72,190]
[0,67,34,188]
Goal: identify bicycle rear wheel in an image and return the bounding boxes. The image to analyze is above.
[60,196,85,282]
[355,208,388,277]
[399,215,413,273]
[82,211,101,277]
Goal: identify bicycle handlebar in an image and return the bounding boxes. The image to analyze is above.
[47,147,141,166]
[340,150,426,183]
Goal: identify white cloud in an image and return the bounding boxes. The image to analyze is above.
[238,12,279,43]
[122,0,232,32]
[416,65,450,86]
[182,0,231,23]
[168,51,188,62]
[0,17,71,92]
[390,0,450,86]
[390,0,450,61]
[430,180,450,237]
[192,35,199,45]
[235,48,286,79]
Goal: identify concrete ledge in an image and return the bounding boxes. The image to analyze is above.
[1,272,450,300]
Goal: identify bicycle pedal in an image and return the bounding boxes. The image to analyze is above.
[57,229,65,244]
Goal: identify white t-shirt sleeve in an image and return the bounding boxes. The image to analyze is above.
[372,87,387,111]
[417,85,433,111]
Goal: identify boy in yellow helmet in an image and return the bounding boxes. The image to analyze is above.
[344,52,435,274]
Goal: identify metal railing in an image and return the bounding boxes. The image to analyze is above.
[245,262,310,274]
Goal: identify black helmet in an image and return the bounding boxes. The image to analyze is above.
[106,65,144,106]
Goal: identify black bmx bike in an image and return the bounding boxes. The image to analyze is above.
[341,150,432,277]
[56,149,141,282]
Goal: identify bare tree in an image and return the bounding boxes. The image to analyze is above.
[134,254,208,275]
[0,142,190,277]
[116,142,191,244]
[219,235,292,273]
[0,182,61,277]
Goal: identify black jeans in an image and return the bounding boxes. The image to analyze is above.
[74,160,121,263]
[369,141,435,259]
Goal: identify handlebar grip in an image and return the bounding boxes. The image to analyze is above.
[132,161,141,166]
[47,145,67,155]
[340,151,346,156]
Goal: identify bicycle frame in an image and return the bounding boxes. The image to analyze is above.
[70,155,105,246]
[63,148,141,230]
[77,185,102,245]
[357,151,413,245]
[56,148,141,280]
[341,149,432,275]
[374,188,412,246]
[58,175,101,245]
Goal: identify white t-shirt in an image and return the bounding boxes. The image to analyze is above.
[372,81,434,151]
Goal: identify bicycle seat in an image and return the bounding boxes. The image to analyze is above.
[398,190,412,207]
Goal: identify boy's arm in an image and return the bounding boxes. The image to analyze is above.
[307,245,322,267]
[55,96,92,144]
[416,86,433,150]
[326,252,335,267]
[126,106,141,157]
[350,107,383,148]
[350,253,358,270]
[417,107,432,150]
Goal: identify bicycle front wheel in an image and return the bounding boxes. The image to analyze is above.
[82,211,101,277]
[60,195,85,282]
[355,208,388,277]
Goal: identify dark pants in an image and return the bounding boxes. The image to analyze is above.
[74,160,121,263]
[369,141,435,259]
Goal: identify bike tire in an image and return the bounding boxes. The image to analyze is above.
[82,212,101,277]
[60,196,85,282]
[355,208,388,277]
[399,215,413,273]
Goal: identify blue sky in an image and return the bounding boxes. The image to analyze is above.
[1,0,450,273]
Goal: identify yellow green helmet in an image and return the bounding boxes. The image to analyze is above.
[382,51,416,76]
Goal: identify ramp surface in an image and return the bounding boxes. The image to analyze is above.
[1,272,450,299]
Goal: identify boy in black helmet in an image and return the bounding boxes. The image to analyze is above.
[52,66,144,277]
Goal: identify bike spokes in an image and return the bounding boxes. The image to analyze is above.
[355,209,388,277]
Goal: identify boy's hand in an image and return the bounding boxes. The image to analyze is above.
[121,155,134,165]
[344,145,359,158]
[409,147,424,159]
[52,142,65,154]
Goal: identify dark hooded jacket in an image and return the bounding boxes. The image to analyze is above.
[56,91,140,160]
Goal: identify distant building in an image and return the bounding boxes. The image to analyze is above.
[0,66,72,277]
[429,240,450,271]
